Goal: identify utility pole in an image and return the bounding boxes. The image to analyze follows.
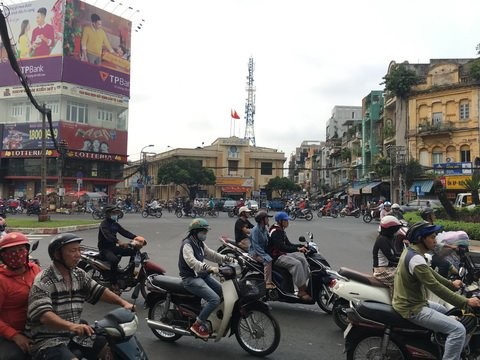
[39,104,49,221]
[244,57,256,146]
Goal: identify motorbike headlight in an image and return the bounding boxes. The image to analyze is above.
[119,315,138,337]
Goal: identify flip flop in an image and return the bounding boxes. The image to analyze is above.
[266,282,276,289]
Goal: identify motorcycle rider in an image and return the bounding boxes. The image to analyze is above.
[26,233,134,360]
[249,211,275,289]
[379,201,391,219]
[0,216,6,237]
[234,206,254,251]
[393,221,480,360]
[268,211,312,301]
[179,218,233,339]
[373,215,402,295]
[98,205,146,292]
[389,203,404,220]
[0,232,41,359]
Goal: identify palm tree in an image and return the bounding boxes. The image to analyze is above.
[460,174,480,206]
[433,179,458,220]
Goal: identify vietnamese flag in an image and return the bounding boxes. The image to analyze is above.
[231,109,241,119]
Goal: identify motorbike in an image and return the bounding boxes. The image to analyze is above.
[317,206,338,218]
[339,206,361,218]
[217,233,339,314]
[142,205,163,218]
[175,206,197,218]
[362,208,380,223]
[144,263,281,357]
[290,208,314,221]
[227,205,241,218]
[344,297,480,360]
[26,205,41,216]
[78,239,166,299]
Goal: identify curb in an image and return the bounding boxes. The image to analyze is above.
[10,223,99,235]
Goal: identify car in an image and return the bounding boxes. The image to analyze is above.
[246,200,259,211]
[400,199,443,213]
[222,200,237,212]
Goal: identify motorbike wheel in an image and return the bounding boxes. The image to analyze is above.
[118,211,124,219]
[228,210,235,218]
[235,308,281,357]
[354,211,361,218]
[363,213,373,223]
[331,211,338,219]
[316,284,336,314]
[155,210,162,218]
[332,298,350,330]
[92,211,102,220]
[339,212,346,218]
[175,210,183,218]
[141,210,149,218]
[290,213,297,220]
[148,298,183,342]
[346,334,406,360]
[317,211,322,218]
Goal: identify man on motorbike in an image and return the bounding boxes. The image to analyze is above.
[98,205,146,291]
[0,232,41,360]
[249,211,275,289]
[268,212,312,301]
[393,221,480,360]
[372,215,402,295]
[179,218,233,339]
[234,206,254,251]
[379,201,391,219]
[26,233,134,360]
[389,203,404,220]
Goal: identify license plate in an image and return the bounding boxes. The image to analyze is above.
[343,322,352,338]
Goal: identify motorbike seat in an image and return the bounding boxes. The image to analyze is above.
[151,275,192,295]
[338,267,389,288]
[355,300,426,331]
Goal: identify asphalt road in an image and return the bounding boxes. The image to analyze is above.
[26,211,379,360]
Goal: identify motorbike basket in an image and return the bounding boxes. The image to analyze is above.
[238,278,266,301]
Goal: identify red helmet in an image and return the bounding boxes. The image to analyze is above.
[0,232,30,251]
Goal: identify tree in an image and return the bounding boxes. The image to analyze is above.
[373,157,390,178]
[382,64,419,98]
[157,159,215,197]
[460,174,480,206]
[469,59,480,81]
[404,159,425,189]
[265,177,301,199]
[432,179,458,220]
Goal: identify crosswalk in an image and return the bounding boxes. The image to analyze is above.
[26,233,52,242]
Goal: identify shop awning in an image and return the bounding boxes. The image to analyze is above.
[221,186,250,193]
[348,184,365,195]
[361,181,382,194]
[409,180,434,193]
[333,191,345,199]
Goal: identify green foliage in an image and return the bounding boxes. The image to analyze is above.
[460,174,480,205]
[382,64,419,98]
[373,157,390,178]
[469,59,480,81]
[266,177,301,198]
[157,159,215,195]
[340,148,351,162]
[404,159,425,187]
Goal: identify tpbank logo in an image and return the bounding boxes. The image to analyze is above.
[99,71,130,87]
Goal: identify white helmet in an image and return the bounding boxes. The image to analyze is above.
[238,206,251,214]
[380,215,402,229]
[384,201,392,207]
[391,203,401,210]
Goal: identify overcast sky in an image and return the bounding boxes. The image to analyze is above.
[92,0,480,160]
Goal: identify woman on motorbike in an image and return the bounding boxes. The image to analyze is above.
[179,218,233,339]
[372,215,402,295]
[249,211,275,289]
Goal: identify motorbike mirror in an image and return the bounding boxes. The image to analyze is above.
[299,236,306,242]
[30,239,39,252]
[458,267,466,278]
[131,283,141,301]
[307,231,313,240]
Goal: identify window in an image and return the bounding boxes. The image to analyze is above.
[460,145,471,162]
[432,112,443,125]
[228,160,238,175]
[67,102,88,123]
[10,103,23,118]
[261,162,272,175]
[432,147,443,165]
[97,108,114,122]
[459,101,469,120]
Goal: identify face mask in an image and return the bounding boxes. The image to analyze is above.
[197,232,207,242]
[110,215,119,222]
[1,248,28,269]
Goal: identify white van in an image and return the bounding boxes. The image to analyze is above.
[454,192,478,208]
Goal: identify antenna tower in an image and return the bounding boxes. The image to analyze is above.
[244,57,256,146]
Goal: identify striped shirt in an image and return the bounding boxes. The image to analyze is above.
[25,264,105,355]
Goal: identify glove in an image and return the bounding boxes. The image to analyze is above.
[224,255,235,263]
[209,266,219,274]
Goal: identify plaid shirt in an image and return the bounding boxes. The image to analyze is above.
[26,264,105,355]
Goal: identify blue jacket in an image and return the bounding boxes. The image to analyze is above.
[249,224,272,262]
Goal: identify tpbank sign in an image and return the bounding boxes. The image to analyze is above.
[444,175,471,190]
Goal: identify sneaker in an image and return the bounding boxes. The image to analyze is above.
[190,321,209,339]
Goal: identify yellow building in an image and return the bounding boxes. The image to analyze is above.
[122,136,286,201]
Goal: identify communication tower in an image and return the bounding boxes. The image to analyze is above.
[244,57,256,146]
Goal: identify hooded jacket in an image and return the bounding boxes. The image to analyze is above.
[0,262,41,339]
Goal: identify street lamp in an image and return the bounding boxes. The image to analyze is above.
[140,145,154,208]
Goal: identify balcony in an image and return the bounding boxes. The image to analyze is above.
[418,121,454,137]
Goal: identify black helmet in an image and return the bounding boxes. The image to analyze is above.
[48,233,83,260]
[103,205,122,214]
[254,210,272,223]
[406,221,442,244]
[420,207,435,221]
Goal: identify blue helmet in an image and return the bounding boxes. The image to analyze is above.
[275,211,291,222]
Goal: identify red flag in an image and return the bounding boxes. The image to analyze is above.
[231,109,240,119]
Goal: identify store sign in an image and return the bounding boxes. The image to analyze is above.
[433,162,472,175]
[444,175,472,190]
[66,150,127,163]
[1,149,57,158]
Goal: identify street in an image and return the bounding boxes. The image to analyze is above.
[27,211,379,360]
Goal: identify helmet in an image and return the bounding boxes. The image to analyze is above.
[406,221,442,244]
[254,210,272,223]
[240,198,244,201]
[48,233,83,260]
[103,205,122,214]
[380,215,402,229]
[420,207,435,220]
[384,201,392,207]
[391,203,401,210]
[0,232,29,251]
[275,211,291,222]
[188,218,210,232]
[238,206,251,215]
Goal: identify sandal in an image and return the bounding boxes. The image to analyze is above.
[297,291,313,301]
[266,282,276,289]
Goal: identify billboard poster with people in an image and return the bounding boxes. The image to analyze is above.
[1,121,59,150]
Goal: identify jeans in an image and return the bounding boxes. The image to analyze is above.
[408,301,465,360]
[182,275,222,323]
[0,336,29,360]
[34,336,107,360]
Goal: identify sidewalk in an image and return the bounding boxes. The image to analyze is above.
[10,223,99,235]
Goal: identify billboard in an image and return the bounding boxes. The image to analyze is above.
[0,0,131,96]
[1,121,59,150]
[59,121,127,155]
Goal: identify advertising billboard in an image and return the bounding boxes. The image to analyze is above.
[0,0,131,96]
[0,0,64,86]
[1,121,59,150]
